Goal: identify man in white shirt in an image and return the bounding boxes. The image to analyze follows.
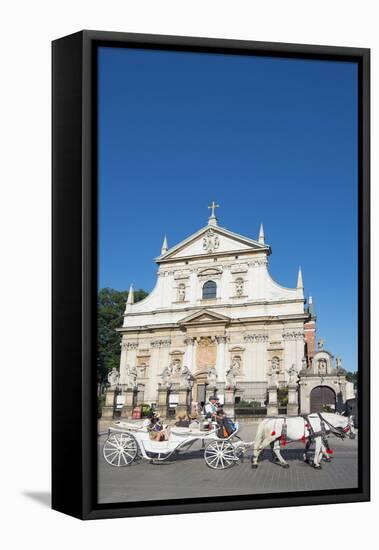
[203,395,219,428]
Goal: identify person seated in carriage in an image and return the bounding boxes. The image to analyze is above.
[175,414,191,427]
[146,412,170,441]
[215,408,237,439]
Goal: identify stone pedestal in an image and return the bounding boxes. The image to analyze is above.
[156,387,168,418]
[120,388,136,419]
[287,384,299,416]
[176,388,190,418]
[224,388,235,418]
[102,388,117,418]
[267,385,278,416]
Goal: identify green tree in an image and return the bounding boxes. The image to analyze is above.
[345,371,358,389]
[97,287,147,384]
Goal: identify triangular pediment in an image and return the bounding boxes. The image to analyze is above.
[179,309,231,326]
[156,224,270,263]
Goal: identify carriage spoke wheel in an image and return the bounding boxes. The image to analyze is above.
[103,433,138,467]
[204,441,236,469]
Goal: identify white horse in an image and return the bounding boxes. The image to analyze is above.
[251,413,355,469]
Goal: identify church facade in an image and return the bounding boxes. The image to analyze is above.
[114,204,328,417]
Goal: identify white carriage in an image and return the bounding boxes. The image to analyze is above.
[102,421,250,470]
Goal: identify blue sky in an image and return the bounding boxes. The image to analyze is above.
[98,47,358,372]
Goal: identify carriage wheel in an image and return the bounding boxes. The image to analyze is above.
[103,432,138,467]
[204,441,236,469]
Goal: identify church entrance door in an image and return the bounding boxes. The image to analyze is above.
[310,385,336,413]
[196,384,207,407]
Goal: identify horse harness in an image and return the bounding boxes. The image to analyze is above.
[302,413,348,452]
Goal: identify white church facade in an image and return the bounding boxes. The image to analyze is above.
[105,204,352,419]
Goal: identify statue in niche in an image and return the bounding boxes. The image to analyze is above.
[172,358,182,374]
[107,367,120,388]
[177,283,186,302]
[235,277,244,297]
[138,363,147,377]
[207,367,217,386]
[125,365,138,389]
[317,358,327,375]
[271,356,280,372]
[287,364,297,385]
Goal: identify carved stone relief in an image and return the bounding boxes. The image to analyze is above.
[244,333,269,343]
[202,229,220,253]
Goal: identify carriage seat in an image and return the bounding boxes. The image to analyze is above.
[113,420,145,431]
[170,427,215,437]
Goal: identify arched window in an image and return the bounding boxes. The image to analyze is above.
[202,280,217,299]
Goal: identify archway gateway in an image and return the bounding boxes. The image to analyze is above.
[310,385,336,413]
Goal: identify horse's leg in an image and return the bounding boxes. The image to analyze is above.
[251,421,270,468]
[312,437,323,469]
[271,439,289,468]
[251,436,273,468]
[303,438,312,463]
[321,441,332,462]
[251,440,265,468]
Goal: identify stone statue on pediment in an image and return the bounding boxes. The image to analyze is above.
[107,367,120,388]
[160,363,173,387]
[226,358,240,387]
[181,365,194,389]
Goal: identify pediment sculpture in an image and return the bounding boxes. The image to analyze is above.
[107,367,120,388]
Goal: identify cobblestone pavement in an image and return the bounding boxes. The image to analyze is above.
[97,423,358,504]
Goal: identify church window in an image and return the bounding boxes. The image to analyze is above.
[202,280,217,299]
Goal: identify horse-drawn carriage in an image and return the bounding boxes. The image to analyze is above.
[102,412,355,471]
[102,421,251,470]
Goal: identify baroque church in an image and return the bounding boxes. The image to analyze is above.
[107,203,351,418]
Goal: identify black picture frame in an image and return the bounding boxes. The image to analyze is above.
[52,30,370,520]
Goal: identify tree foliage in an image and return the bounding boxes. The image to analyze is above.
[345,371,358,389]
[97,287,147,383]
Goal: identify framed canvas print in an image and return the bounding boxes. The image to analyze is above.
[52,30,370,520]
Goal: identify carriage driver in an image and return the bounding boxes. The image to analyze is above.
[203,395,219,429]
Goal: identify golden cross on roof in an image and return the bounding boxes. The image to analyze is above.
[208,201,220,218]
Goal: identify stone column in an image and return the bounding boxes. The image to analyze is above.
[267,385,278,416]
[215,336,227,383]
[176,388,189,418]
[224,388,235,419]
[121,388,136,419]
[184,337,195,371]
[287,384,299,416]
[102,388,117,418]
[156,386,168,418]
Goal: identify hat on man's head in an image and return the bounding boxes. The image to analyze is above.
[210,395,219,401]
